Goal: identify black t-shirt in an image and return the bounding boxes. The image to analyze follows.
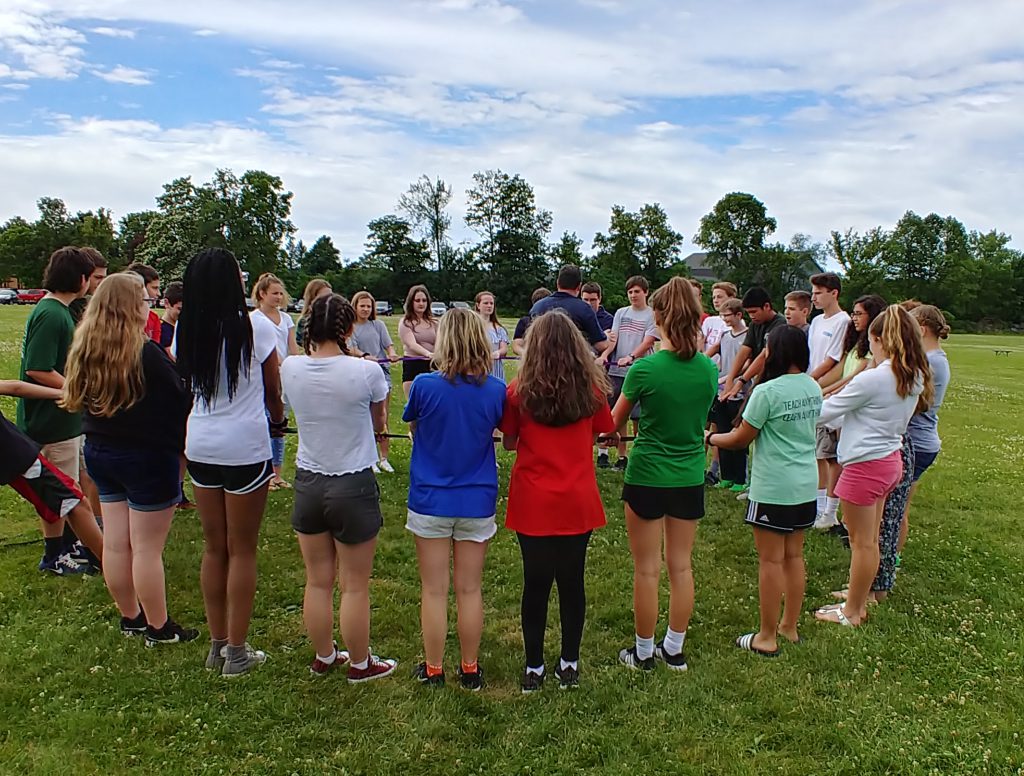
[82,341,191,453]
[743,313,786,359]
[513,315,530,340]
[528,291,607,345]
[1,414,41,485]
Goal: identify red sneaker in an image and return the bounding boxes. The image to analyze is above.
[309,643,351,676]
[347,655,398,684]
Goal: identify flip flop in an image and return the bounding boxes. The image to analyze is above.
[734,633,780,657]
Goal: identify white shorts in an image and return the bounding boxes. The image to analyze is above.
[405,510,497,542]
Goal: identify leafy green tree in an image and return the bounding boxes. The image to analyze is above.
[0,216,44,286]
[550,231,585,269]
[357,215,430,301]
[302,235,341,276]
[695,192,778,285]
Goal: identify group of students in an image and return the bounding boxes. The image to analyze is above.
[2,248,949,691]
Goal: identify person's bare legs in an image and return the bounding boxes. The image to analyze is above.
[79,467,103,522]
[296,531,337,659]
[818,500,882,625]
[751,528,784,652]
[415,536,452,668]
[128,506,175,628]
[338,537,377,665]
[664,518,698,635]
[100,500,139,618]
[195,487,228,641]
[453,538,489,666]
[223,485,269,646]
[779,531,806,642]
[625,506,663,640]
[66,502,103,561]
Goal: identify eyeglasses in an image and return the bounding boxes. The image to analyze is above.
[851,311,866,318]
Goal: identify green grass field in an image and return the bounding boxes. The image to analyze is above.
[1,304,1022,775]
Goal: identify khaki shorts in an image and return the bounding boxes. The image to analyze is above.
[815,425,839,461]
[40,435,83,483]
[406,511,497,542]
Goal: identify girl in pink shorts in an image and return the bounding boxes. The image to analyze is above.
[814,305,933,627]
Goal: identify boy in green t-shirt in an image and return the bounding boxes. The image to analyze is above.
[17,246,94,574]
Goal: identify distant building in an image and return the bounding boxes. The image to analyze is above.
[682,252,825,284]
[2,277,19,289]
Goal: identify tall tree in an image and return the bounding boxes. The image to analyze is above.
[592,203,683,283]
[695,192,777,284]
[398,175,452,273]
[550,231,585,268]
[359,215,430,301]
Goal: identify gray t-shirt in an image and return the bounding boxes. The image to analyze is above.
[906,349,950,454]
[608,306,657,378]
[719,327,748,399]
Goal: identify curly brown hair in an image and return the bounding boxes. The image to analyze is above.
[515,310,610,426]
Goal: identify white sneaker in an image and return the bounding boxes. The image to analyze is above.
[378,459,394,474]
[814,512,839,530]
[735,491,749,501]
[371,462,381,474]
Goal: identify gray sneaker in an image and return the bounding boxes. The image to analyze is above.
[221,642,267,678]
[205,639,228,672]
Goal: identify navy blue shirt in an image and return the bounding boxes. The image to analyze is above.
[595,305,614,332]
[528,291,607,345]
[402,372,507,518]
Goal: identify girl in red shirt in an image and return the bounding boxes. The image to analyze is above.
[500,310,615,691]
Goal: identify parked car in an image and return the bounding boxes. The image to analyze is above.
[17,289,46,304]
[430,301,447,317]
[450,301,470,310]
[287,298,302,313]
[375,300,393,316]
[0,289,17,304]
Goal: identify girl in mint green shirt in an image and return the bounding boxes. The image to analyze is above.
[708,325,821,656]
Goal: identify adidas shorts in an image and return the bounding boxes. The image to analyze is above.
[744,500,816,534]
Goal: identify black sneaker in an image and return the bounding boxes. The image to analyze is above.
[458,664,484,691]
[597,455,611,470]
[554,663,579,689]
[704,470,720,486]
[119,610,147,637]
[618,646,655,671]
[654,640,689,672]
[144,617,200,647]
[614,457,628,472]
[520,669,545,693]
[412,661,445,687]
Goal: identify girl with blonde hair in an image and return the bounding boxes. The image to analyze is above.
[500,309,615,691]
[613,277,718,672]
[815,305,933,627]
[402,307,507,690]
[251,272,298,490]
[62,272,196,644]
[348,290,400,473]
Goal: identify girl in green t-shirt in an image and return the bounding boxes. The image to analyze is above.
[709,325,822,655]
[611,277,718,673]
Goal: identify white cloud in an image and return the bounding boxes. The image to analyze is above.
[0,8,85,79]
[92,64,151,85]
[90,26,135,39]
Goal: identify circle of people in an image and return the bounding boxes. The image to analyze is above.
[1,245,949,691]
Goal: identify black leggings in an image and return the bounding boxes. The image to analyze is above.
[517,531,592,667]
[713,399,748,484]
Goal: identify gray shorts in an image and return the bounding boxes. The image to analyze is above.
[815,425,839,460]
[609,375,641,421]
[405,510,497,542]
[291,467,382,545]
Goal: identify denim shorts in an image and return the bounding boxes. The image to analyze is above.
[912,449,939,482]
[84,440,181,512]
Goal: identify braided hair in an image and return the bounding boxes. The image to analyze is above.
[303,293,355,355]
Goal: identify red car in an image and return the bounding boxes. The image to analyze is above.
[17,289,46,304]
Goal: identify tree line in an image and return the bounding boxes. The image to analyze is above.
[1,170,1021,325]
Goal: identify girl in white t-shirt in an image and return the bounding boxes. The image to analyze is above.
[281,293,397,683]
[177,248,287,677]
[250,273,299,490]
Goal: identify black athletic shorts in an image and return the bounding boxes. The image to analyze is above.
[402,358,432,383]
[9,455,84,524]
[187,460,274,496]
[744,500,816,534]
[621,483,704,521]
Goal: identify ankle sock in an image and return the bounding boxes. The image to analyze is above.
[352,657,369,670]
[635,634,654,660]
[598,450,608,459]
[816,488,827,514]
[425,662,443,677]
[526,664,544,677]
[663,627,686,656]
[825,496,840,519]
[559,658,578,672]
[316,650,337,666]
[461,660,478,674]
[226,643,246,660]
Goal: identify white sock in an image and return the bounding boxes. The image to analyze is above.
[316,650,337,665]
[526,664,544,676]
[598,450,608,459]
[559,658,577,672]
[663,627,686,656]
[816,488,827,514]
[825,497,840,519]
[635,634,654,660]
[352,657,369,670]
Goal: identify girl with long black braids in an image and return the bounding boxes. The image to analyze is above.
[176,248,287,677]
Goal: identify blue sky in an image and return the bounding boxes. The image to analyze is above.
[2,0,1023,260]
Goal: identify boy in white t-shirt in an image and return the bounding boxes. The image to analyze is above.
[806,272,851,528]
[701,281,737,361]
